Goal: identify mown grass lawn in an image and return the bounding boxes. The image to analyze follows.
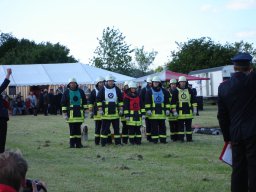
[6,105,231,192]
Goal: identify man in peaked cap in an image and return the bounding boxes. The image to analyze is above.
[218,53,256,192]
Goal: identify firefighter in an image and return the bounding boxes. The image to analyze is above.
[121,81,129,144]
[139,76,153,141]
[61,78,87,148]
[172,76,197,142]
[145,76,170,144]
[89,76,105,145]
[96,74,123,146]
[124,81,145,145]
[168,78,179,141]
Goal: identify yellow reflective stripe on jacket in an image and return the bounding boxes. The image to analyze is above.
[62,106,67,111]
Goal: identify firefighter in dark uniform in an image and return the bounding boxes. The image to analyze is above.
[139,76,152,141]
[61,78,87,148]
[123,81,145,145]
[171,76,197,142]
[121,81,129,144]
[0,68,12,153]
[145,76,170,144]
[89,76,105,145]
[168,78,179,141]
[217,53,256,192]
[96,74,123,146]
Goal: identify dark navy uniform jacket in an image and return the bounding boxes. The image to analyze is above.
[0,79,10,120]
[217,71,256,142]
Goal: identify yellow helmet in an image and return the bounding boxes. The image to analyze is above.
[178,76,187,82]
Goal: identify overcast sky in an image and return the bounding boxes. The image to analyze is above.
[1,0,256,69]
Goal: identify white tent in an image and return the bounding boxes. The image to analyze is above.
[0,63,134,86]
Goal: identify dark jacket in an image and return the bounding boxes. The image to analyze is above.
[139,84,151,109]
[0,79,10,120]
[217,71,256,142]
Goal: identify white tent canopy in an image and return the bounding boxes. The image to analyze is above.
[0,63,134,86]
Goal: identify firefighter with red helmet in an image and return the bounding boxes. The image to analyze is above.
[96,74,123,146]
[145,76,170,144]
[123,81,145,145]
[171,76,197,142]
[61,78,87,148]
[89,76,105,145]
[168,78,179,141]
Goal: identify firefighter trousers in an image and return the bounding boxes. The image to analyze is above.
[169,120,179,141]
[94,120,102,145]
[101,119,121,146]
[128,125,142,145]
[151,119,166,143]
[231,135,256,192]
[145,118,152,141]
[178,119,192,141]
[69,123,82,148]
[121,121,128,144]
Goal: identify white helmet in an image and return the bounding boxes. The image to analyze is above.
[124,81,129,86]
[105,74,115,81]
[68,77,77,84]
[152,76,161,82]
[146,76,152,83]
[128,81,137,88]
[95,76,105,84]
[178,76,187,82]
[169,79,177,84]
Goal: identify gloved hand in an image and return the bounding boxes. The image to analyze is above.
[98,109,104,115]
[119,108,123,116]
[125,117,130,121]
[63,113,68,120]
[193,108,197,116]
[173,111,178,117]
[166,110,170,116]
[146,110,152,116]
[142,115,146,120]
[89,112,94,118]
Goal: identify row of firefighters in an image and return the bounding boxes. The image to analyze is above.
[61,74,197,148]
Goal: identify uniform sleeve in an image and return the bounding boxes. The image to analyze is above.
[116,87,123,107]
[96,88,104,108]
[145,89,152,111]
[89,90,96,109]
[61,90,69,113]
[217,85,230,142]
[170,89,178,110]
[163,88,170,110]
[139,88,146,109]
[189,88,197,108]
[123,97,130,117]
[79,89,88,110]
[0,79,10,94]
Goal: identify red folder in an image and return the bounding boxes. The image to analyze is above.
[219,142,232,166]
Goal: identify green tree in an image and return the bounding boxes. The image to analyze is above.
[167,37,256,73]
[90,27,134,76]
[134,46,158,75]
[0,32,77,64]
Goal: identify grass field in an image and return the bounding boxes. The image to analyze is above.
[6,105,231,192]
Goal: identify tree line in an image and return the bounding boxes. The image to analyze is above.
[1,28,255,77]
